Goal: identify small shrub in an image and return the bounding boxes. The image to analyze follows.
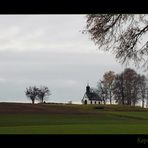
[94,106,104,110]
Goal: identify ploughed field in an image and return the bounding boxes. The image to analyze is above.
[0,103,148,134]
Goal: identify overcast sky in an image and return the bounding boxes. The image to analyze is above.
[0,15,138,103]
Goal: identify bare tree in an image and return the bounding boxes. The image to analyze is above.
[96,80,108,104]
[138,75,146,108]
[145,78,148,108]
[113,68,146,107]
[84,14,148,69]
[37,86,51,103]
[123,68,139,106]
[25,86,39,104]
[113,73,125,105]
[103,71,115,104]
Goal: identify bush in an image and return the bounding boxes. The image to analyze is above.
[94,106,104,110]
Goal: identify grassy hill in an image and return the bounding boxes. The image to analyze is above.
[0,102,147,113]
[0,103,148,134]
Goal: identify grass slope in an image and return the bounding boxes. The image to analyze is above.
[0,103,148,134]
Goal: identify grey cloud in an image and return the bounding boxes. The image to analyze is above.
[0,15,124,103]
[0,50,122,103]
[0,15,87,51]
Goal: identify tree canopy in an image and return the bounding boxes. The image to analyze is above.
[37,86,51,103]
[84,14,148,69]
[96,68,147,107]
[25,86,51,104]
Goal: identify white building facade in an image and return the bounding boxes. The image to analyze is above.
[81,85,102,105]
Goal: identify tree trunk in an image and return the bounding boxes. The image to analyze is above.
[32,99,34,104]
[103,98,106,105]
[121,86,124,105]
[109,91,112,104]
[41,97,44,103]
[142,98,144,108]
[122,95,124,105]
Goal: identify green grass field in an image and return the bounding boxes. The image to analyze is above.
[0,103,148,134]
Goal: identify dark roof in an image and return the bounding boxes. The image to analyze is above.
[86,91,102,101]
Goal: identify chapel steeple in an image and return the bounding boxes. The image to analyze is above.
[86,83,90,93]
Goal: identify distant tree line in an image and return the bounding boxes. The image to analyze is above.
[25,86,51,104]
[96,68,148,108]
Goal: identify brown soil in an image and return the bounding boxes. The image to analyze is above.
[0,103,93,115]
